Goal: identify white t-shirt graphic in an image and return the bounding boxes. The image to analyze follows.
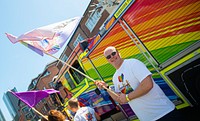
[113,59,175,121]
[74,107,97,121]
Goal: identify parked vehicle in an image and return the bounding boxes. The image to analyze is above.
[59,0,200,120]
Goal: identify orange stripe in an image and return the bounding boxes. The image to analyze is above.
[143,24,200,43]
[137,11,200,36]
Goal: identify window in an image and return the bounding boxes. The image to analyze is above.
[41,98,46,103]
[32,79,38,85]
[43,104,48,112]
[49,81,56,88]
[22,106,29,114]
[73,34,84,47]
[61,54,68,62]
[64,72,76,89]
[85,11,101,32]
[42,70,50,77]
[69,60,85,84]
[25,113,33,120]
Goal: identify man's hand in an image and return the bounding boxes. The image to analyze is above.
[95,80,123,103]
[118,93,128,104]
[94,80,108,89]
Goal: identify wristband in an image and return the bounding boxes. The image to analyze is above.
[104,85,109,91]
[126,94,130,102]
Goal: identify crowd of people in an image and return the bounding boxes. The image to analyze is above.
[40,97,101,121]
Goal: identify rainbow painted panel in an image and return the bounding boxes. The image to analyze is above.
[123,0,200,63]
[83,0,200,67]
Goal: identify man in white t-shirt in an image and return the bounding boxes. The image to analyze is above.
[95,46,185,121]
[68,97,101,121]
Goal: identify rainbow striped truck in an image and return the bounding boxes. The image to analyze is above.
[59,0,200,120]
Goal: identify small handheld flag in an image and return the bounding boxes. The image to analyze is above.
[10,89,59,108]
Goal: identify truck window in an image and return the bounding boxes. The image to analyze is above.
[64,72,75,89]
[69,60,85,84]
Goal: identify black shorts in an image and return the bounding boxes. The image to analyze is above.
[157,109,186,121]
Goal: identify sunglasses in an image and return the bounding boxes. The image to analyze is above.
[106,51,117,59]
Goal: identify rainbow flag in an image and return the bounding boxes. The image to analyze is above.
[6,16,81,56]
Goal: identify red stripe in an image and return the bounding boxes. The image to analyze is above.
[124,0,199,26]
[105,0,200,40]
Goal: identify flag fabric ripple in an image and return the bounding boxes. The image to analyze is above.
[10,89,60,108]
[6,16,81,56]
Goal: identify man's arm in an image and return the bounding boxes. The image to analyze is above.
[94,81,122,103]
[119,75,153,103]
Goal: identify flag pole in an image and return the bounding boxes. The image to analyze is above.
[44,52,118,97]
[55,93,71,120]
[32,107,48,120]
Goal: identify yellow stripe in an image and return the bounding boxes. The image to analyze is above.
[145,31,200,50]
[79,51,88,60]
[83,42,141,68]
[99,29,127,45]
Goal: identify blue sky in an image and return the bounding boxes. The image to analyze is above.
[0,0,90,120]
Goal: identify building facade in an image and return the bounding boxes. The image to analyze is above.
[0,109,6,121]
[3,87,20,121]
